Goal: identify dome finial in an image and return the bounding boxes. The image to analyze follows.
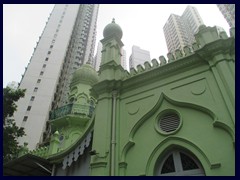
[103,18,123,39]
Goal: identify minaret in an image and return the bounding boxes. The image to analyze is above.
[90,19,124,176]
[98,18,124,81]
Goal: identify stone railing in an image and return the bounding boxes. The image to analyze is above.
[49,103,95,120]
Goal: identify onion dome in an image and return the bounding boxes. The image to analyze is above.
[103,18,123,39]
[71,64,99,86]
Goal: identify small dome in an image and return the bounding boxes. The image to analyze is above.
[71,64,99,86]
[103,18,123,39]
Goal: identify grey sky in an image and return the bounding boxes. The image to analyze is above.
[3,4,230,87]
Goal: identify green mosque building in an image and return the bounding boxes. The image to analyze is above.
[4,19,235,176]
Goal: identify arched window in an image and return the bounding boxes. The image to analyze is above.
[156,150,205,176]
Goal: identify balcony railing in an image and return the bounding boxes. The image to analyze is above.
[49,103,95,120]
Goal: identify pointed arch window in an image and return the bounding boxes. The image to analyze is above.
[156,150,205,176]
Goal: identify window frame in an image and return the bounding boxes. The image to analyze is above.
[156,150,205,176]
[27,106,31,111]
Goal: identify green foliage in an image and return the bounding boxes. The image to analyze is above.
[3,87,26,124]
[3,87,26,163]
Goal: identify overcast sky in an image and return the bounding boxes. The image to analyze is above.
[3,4,230,87]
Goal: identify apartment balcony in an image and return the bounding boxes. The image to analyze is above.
[49,103,95,120]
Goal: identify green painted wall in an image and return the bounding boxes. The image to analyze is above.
[90,23,235,176]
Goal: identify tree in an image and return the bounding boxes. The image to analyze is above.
[3,87,26,163]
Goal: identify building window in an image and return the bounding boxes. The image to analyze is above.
[23,116,28,122]
[37,79,41,83]
[27,106,31,111]
[156,150,205,176]
[50,45,53,48]
[48,51,51,54]
[34,87,38,92]
[40,71,44,76]
[43,64,46,68]
[30,96,35,101]
[45,58,49,61]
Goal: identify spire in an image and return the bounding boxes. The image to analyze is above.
[112,18,115,23]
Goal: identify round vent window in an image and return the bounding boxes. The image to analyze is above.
[159,113,180,133]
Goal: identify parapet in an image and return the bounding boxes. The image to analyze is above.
[122,25,233,80]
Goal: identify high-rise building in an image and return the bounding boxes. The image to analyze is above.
[13,4,99,150]
[217,4,235,27]
[121,48,127,70]
[93,42,102,72]
[129,45,151,69]
[94,42,127,71]
[163,6,204,53]
[163,14,188,54]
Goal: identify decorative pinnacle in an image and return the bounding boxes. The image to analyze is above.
[112,18,115,23]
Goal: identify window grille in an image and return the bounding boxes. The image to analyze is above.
[159,113,180,133]
[158,150,205,176]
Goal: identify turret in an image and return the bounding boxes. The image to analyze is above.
[98,19,124,81]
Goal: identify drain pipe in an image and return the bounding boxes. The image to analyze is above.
[110,90,117,176]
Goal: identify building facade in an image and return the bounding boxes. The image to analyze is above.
[13,4,99,150]
[93,42,102,72]
[163,6,204,53]
[121,48,127,70]
[4,19,235,176]
[129,45,151,69]
[217,4,235,28]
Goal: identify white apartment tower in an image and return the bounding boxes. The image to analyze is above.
[163,6,204,53]
[129,45,151,69]
[121,48,127,70]
[93,42,102,72]
[217,4,235,28]
[14,4,99,150]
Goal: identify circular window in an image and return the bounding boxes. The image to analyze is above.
[159,113,180,133]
